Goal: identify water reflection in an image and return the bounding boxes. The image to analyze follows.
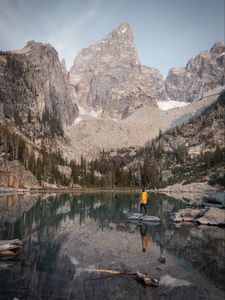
[0,192,224,300]
[140,224,148,252]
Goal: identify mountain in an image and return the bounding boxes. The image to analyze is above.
[0,23,224,189]
[165,42,225,102]
[63,93,219,160]
[69,23,166,119]
[0,41,78,141]
[136,90,225,187]
[97,91,225,189]
[64,24,224,160]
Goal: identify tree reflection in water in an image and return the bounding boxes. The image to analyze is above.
[0,192,224,299]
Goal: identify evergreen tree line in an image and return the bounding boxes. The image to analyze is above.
[0,93,224,188]
[0,123,137,188]
[0,123,67,186]
[134,91,225,186]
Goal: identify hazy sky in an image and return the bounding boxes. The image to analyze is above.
[0,0,224,77]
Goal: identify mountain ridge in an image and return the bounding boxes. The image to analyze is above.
[0,23,224,173]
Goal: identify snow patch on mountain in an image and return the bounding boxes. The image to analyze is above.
[157,100,189,111]
[74,116,83,124]
[74,106,103,124]
[121,27,128,34]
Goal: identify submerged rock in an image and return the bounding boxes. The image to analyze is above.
[128,213,160,223]
[156,275,210,300]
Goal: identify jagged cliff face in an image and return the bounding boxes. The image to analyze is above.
[165,42,225,102]
[69,23,225,123]
[0,41,78,140]
[20,41,78,126]
[69,23,166,118]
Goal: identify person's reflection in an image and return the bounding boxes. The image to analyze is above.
[140,224,148,252]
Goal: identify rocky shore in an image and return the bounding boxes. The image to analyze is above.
[158,181,218,200]
[171,207,225,226]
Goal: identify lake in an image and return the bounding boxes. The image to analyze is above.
[0,192,224,300]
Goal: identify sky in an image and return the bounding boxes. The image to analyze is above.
[0,0,224,77]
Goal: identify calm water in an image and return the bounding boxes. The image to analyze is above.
[0,192,224,300]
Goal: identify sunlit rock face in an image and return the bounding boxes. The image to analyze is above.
[0,159,41,189]
[69,23,166,119]
[15,41,78,126]
[165,42,225,102]
[0,41,78,138]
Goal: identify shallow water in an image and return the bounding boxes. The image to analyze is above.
[0,192,224,300]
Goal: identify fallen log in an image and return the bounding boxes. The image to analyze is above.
[0,239,22,259]
[85,269,159,287]
[0,250,18,257]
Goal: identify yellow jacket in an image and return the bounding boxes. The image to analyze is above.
[141,191,148,204]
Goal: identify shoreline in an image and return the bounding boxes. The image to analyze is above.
[0,187,142,195]
[156,181,224,202]
[0,181,223,198]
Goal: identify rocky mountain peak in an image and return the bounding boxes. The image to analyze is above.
[109,22,131,33]
[69,22,140,84]
[210,41,225,54]
[20,41,78,125]
[0,41,78,141]
[104,23,137,52]
[69,23,164,118]
[22,41,60,71]
[13,40,58,59]
[165,42,225,102]
[105,22,133,40]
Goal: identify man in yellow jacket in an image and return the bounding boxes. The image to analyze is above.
[140,187,149,214]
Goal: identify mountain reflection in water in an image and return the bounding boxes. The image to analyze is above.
[0,192,224,300]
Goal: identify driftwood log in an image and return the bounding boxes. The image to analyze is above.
[86,269,159,287]
[0,239,22,259]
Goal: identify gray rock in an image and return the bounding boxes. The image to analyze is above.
[57,165,72,180]
[0,41,78,139]
[157,275,210,300]
[197,207,225,226]
[165,42,225,102]
[203,192,225,206]
[69,23,165,119]
[128,213,160,223]
[0,159,41,189]
[171,208,207,223]
[161,170,173,181]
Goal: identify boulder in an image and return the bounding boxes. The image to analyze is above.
[172,208,206,223]
[161,170,173,182]
[57,165,72,179]
[197,207,225,226]
[203,192,225,207]
[0,159,41,189]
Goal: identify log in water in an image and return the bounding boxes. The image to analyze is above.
[0,239,22,259]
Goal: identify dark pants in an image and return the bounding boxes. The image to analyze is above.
[140,223,148,236]
[140,203,147,214]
